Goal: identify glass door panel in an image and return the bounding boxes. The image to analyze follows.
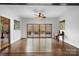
[33,24,39,37]
[40,24,46,37]
[46,24,52,38]
[27,25,33,38]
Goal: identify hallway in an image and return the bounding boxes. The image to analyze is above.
[1,38,79,56]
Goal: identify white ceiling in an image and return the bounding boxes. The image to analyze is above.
[0,5,68,18]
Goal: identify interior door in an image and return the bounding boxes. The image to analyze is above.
[0,16,10,50]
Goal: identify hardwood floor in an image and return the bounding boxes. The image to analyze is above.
[0,38,79,56]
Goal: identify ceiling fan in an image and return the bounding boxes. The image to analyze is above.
[34,9,46,20]
[38,12,46,18]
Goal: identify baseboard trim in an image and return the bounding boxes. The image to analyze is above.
[59,39,79,49]
[64,40,79,49]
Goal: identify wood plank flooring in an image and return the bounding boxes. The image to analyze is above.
[0,38,79,56]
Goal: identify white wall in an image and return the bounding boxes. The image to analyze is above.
[21,17,59,38]
[59,6,79,48]
[0,6,21,44]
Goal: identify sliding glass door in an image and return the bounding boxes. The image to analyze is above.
[27,24,52,38]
